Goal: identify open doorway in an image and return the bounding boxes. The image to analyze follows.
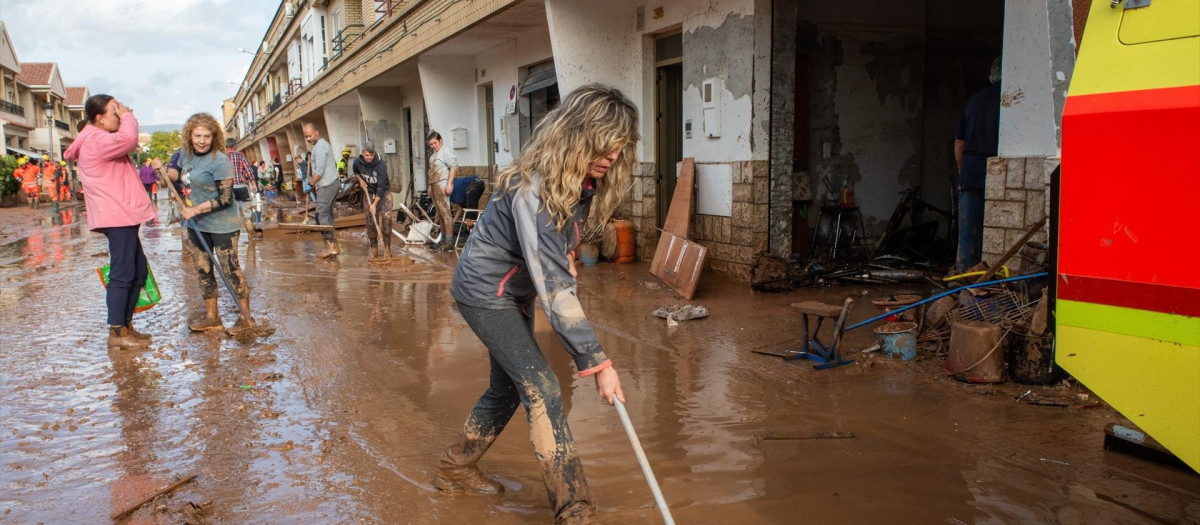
[655,31,683,228]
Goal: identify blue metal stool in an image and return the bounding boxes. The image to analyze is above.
[787,298,855,369]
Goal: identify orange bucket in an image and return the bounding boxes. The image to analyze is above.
[613,219,635,264]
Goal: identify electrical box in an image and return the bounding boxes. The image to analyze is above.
[701,78,723,138]
[451,127,468,149]
[383,138,398,154]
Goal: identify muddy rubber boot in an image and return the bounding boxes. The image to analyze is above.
[435,465,504,495]
[124,323,152,341]
[318,240,339,259]
[108,325,150,350]
[189,298,224,332]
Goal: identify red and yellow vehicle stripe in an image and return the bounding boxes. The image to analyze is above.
[1060,0,1200,471]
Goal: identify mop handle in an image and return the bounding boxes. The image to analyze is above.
[185,217,252,322]
[614,398,675,525]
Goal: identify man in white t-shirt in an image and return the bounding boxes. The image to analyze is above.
[427,131,458,251]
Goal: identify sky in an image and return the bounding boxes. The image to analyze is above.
[1,0,280,126]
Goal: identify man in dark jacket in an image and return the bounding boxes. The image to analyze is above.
[954,57,1002,272]
[352,142,392,258]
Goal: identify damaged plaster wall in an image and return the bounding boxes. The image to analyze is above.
[681,11,757,163]
[999,0,1060,157]
[359,86,412,206]
[802,5,926,233]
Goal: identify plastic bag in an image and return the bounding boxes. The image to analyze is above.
[96,264,161,312]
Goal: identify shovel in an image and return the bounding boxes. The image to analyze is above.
[614,398,675,525]
[362,185,390,262]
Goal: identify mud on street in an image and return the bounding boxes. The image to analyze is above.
[1,204,1197,524]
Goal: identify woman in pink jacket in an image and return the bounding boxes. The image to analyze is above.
[64,95,156,350]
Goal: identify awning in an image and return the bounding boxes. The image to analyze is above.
[520,66,558,96]
[7,146,42,158]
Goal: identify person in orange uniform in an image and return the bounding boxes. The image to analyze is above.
[41,156,59,203]
[15,157,41,208]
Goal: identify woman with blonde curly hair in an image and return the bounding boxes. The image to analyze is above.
[437,84,637,524]
[160,113,258,332]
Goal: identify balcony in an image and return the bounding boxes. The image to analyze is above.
[54,120,70,131]
[331,24,364,61]
[0,99,24,117]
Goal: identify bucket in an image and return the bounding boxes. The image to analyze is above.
[612,219,636,264]
[579,243,600,266]
[1007,331,1065,385]
[946,320,1006,383]
[874,322,917,360]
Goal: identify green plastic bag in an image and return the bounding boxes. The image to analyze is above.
[96,265,161,312]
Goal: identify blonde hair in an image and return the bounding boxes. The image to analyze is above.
[495,83,639,231]
[181,113,226,156]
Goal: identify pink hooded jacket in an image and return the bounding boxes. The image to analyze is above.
[63,112,155,230]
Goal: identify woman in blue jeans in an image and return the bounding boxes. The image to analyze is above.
[63,94,156,349]
[438,85,637,524]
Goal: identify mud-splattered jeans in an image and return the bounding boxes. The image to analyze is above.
[443,302,595,523]
[429,182,454,245]
[364,195,393,252]
[187,229,249,301]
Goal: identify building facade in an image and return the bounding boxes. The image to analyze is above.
[228,0,1077,280]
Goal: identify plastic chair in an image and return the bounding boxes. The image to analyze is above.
[451,177,485,254]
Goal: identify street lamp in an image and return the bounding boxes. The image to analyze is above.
[43,102,53,161]
[237,48,256,55]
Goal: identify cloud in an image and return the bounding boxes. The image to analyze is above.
[4,0,279,125]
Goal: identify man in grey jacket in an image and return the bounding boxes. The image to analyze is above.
[304,123,341,258]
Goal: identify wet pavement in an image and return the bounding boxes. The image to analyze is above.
[1,203,1197,524]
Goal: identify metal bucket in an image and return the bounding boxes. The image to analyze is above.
[874,322,918,360]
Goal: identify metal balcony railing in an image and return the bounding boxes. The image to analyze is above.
[0,99,24,117]
[54,119,70,131]
[331,23,364,61]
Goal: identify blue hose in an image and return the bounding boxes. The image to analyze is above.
[845,272,1048,332]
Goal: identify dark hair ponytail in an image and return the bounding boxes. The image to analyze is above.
[79,94,115,131]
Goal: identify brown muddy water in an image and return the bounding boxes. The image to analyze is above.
[0,205,1197,524]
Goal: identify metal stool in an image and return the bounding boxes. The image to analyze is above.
[787,298,855,369]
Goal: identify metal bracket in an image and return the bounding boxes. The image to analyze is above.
[1113,0,1152,9]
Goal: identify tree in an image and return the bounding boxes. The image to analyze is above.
[0,155,20,198]
[141,130,181,163]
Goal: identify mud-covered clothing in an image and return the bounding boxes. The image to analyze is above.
[365,195,393,251]
[187,229,248,301]
[450,175,608,376]
[429,147,457,185]
[96,225,148,326]
[178,149,239,234]
[443,303,594,523]
[352,156,390,197]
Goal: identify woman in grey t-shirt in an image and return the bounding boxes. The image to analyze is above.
[166,113,260,333]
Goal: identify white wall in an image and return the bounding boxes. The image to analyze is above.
[544,0,650,160]
[999,0,1059,157]
[418,55,485,166]
[546,0,765,164]
[322,104,363,155]
[473,26,554,168]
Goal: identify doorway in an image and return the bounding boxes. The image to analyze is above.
[655,31,683,227]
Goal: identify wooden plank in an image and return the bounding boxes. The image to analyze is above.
[267,222,335,232]
[334,213,366,229]
[661,158,695,238]
[649,231,707,300]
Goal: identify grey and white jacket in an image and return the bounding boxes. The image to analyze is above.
[450,175,610,376]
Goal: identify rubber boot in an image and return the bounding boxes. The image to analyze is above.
[232,298,256,330]
[124,323,152,341]
[434,465,505,495]
[319,240,340,259]
[108,325,150,350]
[189,298,224,332]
